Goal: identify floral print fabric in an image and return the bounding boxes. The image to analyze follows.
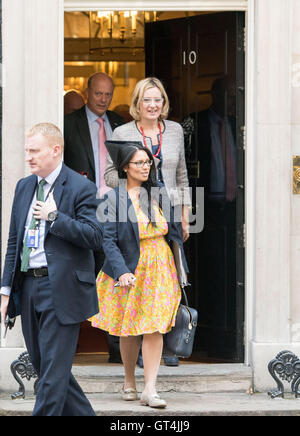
[89,199,181,336]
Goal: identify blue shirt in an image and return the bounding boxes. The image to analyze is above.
[151,143,164,184]
[85,105,113,189]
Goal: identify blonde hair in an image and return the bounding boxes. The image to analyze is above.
[130,77,169,121]
[26,123,64,151]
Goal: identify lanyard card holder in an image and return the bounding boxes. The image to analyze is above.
[27,229,40,249]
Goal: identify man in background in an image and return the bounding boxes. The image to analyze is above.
[64,72,124,195]
[64,72,124,363]
[64,89,85,115]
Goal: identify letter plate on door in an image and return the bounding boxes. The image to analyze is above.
[187,161,200,179]
[293,156,300,194]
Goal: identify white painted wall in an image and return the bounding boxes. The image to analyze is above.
[0,0,64,391]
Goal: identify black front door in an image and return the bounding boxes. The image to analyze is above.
[146,12,245,362]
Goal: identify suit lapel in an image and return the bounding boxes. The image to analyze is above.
[76,109,122,178]
[77,107,95,174]
[107,110,123,131]
[17,176,37,248]
[118,186,140,248]
[45,164,67,238]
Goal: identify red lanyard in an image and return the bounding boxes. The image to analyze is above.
[140,123,162,158]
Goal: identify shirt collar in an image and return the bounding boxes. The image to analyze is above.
[38,161,63,186]
[85,104,108,124]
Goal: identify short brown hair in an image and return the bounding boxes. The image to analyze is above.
[130,77,169,121]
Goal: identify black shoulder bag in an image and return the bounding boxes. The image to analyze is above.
[164,287,198,358]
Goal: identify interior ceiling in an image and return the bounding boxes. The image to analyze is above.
[64,11,215,39]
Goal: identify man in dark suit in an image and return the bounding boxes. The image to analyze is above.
[64,72,124,191]
[0,123,102,416]
[64,72,124,363]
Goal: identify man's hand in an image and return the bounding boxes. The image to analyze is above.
[0,295,9,325]
[33,192,57,221]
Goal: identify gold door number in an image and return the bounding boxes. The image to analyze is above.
[183,51,197,65]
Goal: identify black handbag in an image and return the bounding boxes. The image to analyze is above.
[164,288,198,358]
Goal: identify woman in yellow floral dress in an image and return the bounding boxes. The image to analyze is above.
[90,140,188,409]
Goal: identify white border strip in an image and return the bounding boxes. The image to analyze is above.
[64,1,248,12]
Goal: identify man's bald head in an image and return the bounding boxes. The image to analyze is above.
[87,72,114,90]
[86,73,115,117]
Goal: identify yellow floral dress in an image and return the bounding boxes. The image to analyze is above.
[89,198,181,336]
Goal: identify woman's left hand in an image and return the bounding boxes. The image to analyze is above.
[118,273,136,288]
[182,218,190,242]
[182,206,190,242]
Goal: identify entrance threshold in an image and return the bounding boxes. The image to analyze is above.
[74,353,238,366]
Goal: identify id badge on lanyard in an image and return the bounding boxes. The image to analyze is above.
[27,228,40,249]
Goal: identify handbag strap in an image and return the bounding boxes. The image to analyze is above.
[181,287,189,306]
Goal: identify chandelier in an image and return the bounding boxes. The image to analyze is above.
[89,11,157,52]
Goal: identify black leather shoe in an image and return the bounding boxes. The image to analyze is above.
[164,356,179,366]
[108,354,122,364]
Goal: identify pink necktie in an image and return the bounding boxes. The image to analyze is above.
[97,117,110,197]
[219,119,237,202]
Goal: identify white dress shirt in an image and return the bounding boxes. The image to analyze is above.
[0,162,63,297]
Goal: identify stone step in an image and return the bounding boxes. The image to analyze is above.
[73,363,253,394]
[1,392,300,416]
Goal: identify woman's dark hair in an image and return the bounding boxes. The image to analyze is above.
[116,144,159,226]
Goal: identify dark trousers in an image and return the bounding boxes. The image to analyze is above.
[20,275,95,416]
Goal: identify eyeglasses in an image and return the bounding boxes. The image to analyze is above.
[142,98,164,106]
[129,160,153,168]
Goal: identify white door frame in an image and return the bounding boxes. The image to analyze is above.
[63,0,255,365]
[64,1,248,12]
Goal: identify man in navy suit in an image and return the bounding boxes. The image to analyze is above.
[0,123,102,416]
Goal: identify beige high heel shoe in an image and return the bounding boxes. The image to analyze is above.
[140,392,167,408]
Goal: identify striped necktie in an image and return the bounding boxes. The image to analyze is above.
[20,179,47,272]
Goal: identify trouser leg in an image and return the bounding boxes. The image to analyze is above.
[61,374,95,416]
[21,276,95,416]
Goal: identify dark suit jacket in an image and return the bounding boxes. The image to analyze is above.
[186,109,236,196]
[98,186,188,281]
[2,163,103,325]
[64,106,124,184]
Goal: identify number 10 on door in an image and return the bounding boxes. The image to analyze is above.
[183,51,197,65]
